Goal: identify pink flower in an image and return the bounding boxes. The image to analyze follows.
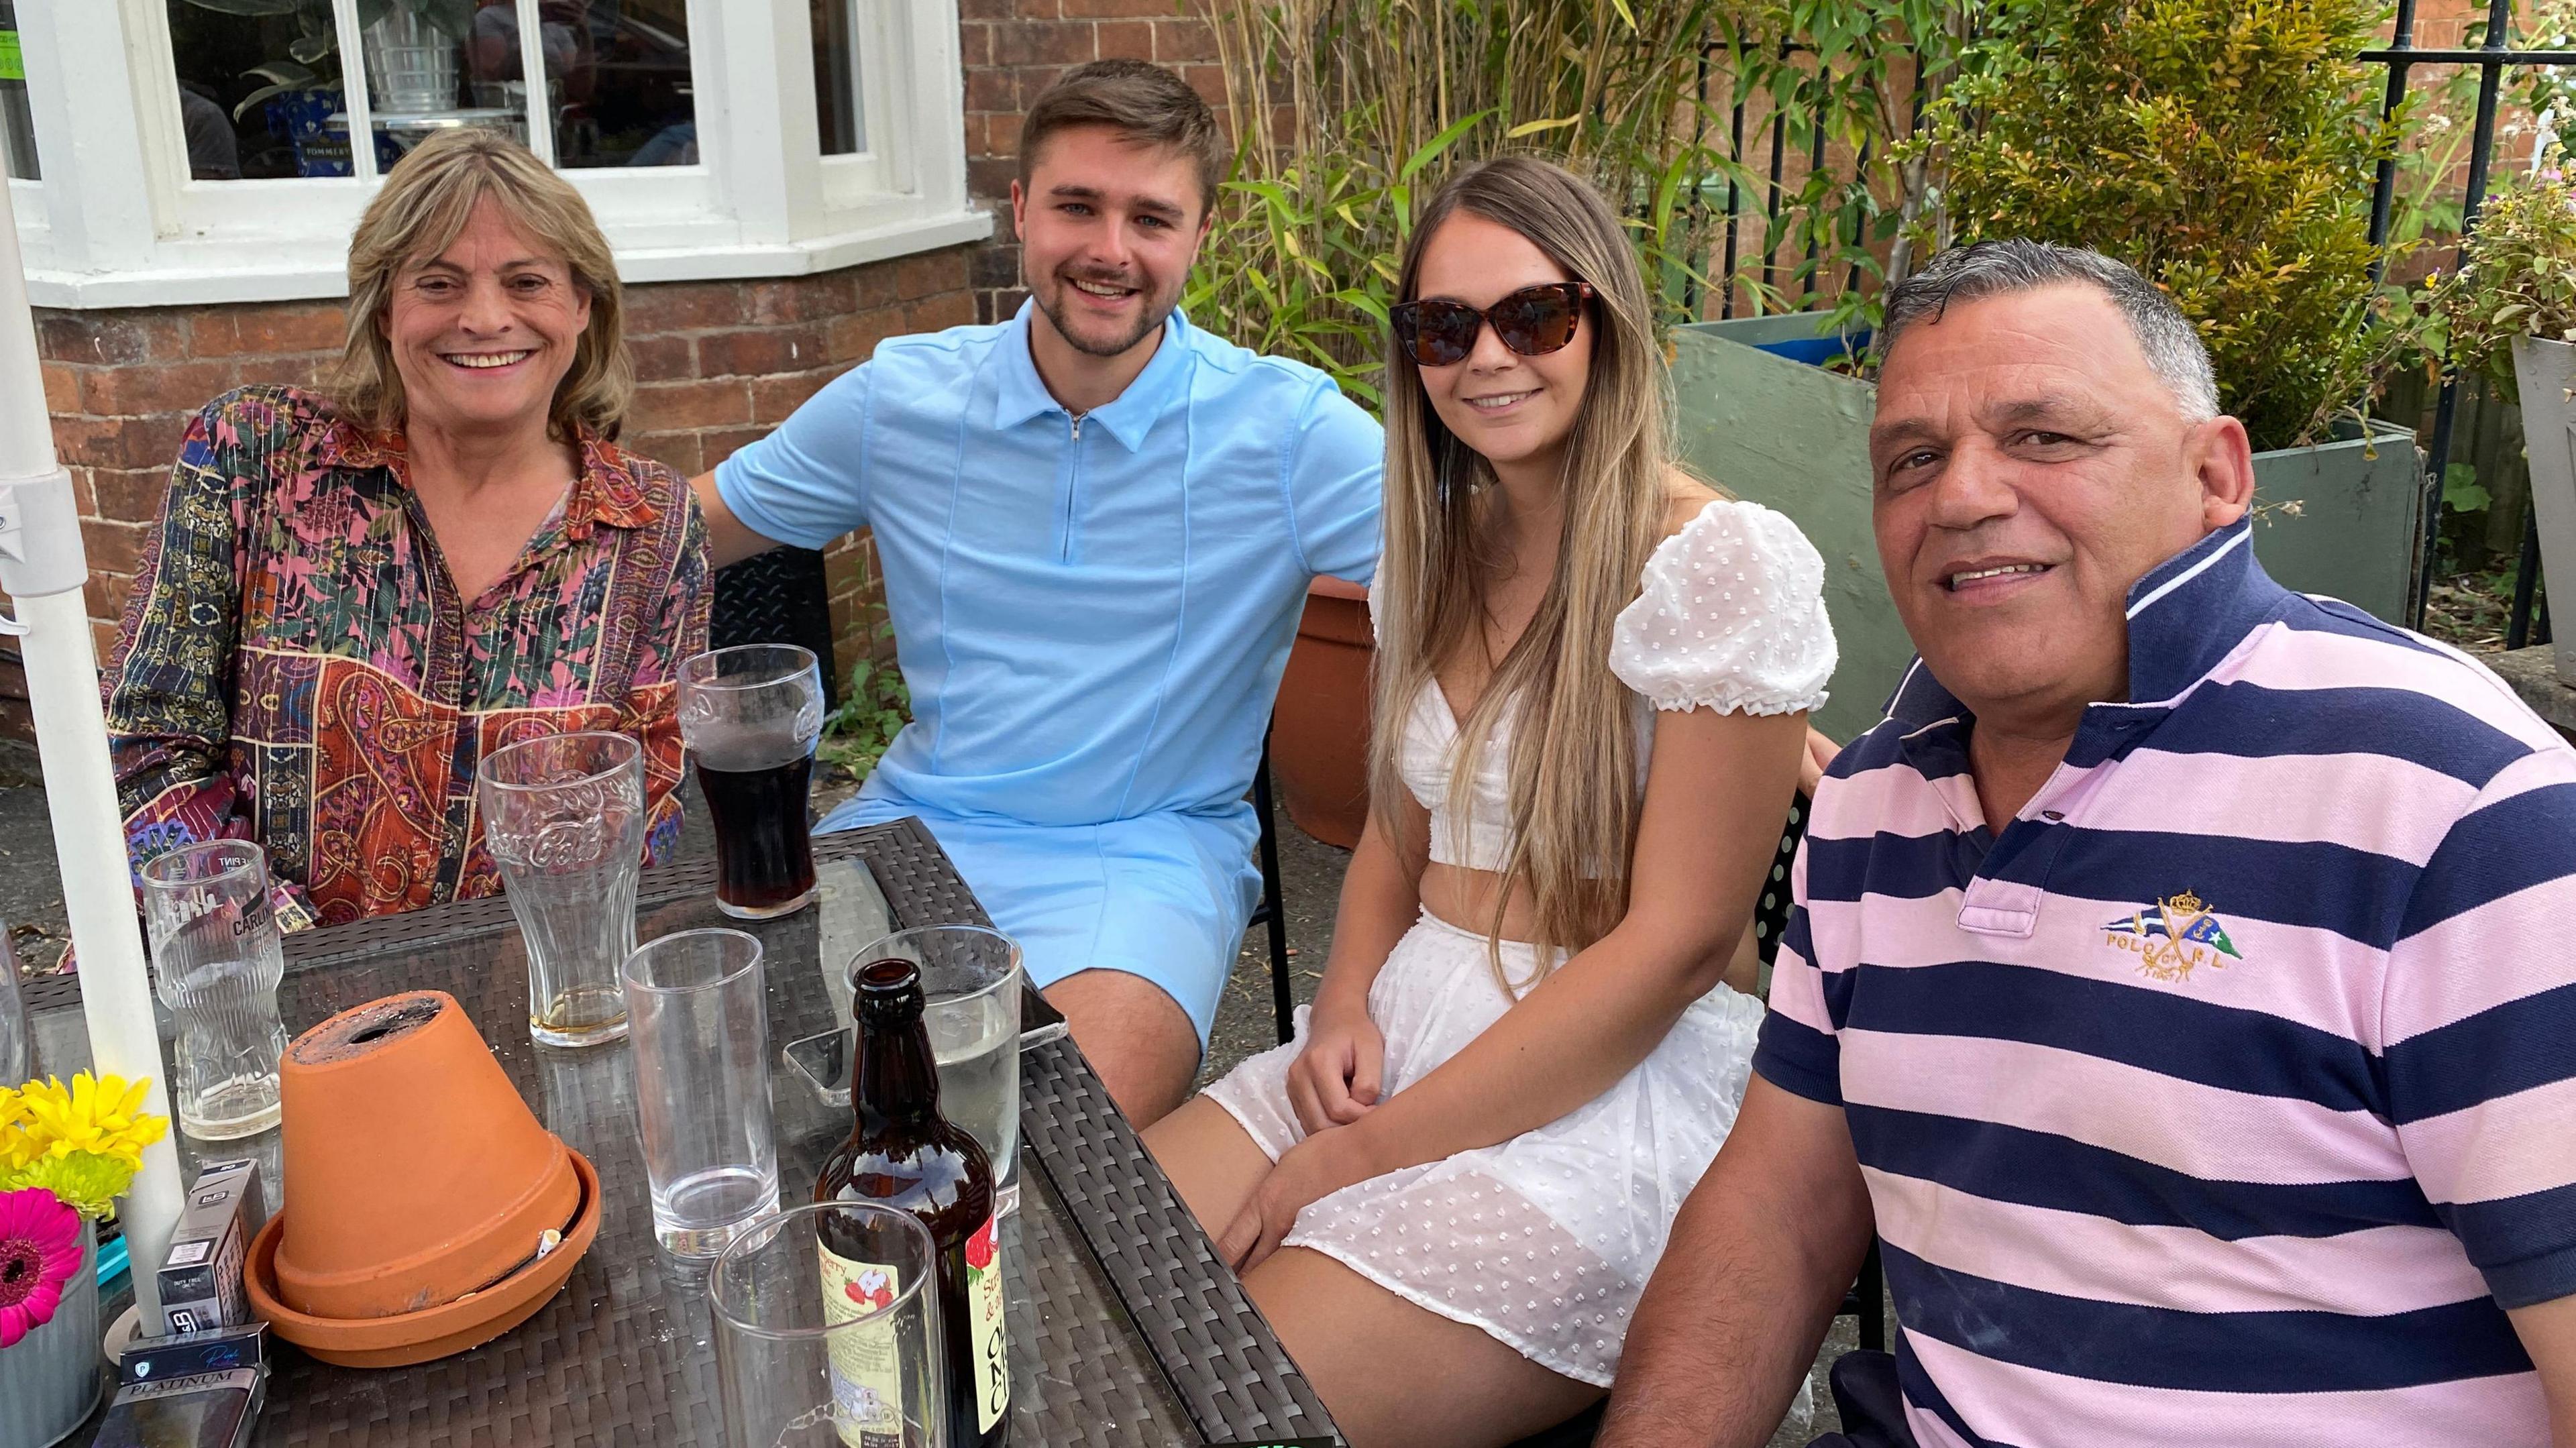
[0,1188,83,1349]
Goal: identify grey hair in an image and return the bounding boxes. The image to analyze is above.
[1880,240,2220,423]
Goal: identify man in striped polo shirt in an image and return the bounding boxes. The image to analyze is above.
[1601,241,2576,1447]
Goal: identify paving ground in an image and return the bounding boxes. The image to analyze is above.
[9,774,1851,1444]
[1,785,70,977]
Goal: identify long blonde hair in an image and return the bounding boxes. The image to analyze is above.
[1369,155,1680,985]
[325,127,633,439]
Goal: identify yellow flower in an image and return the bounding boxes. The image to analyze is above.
[0,1085,38,1173]
[8,1074,168,1174]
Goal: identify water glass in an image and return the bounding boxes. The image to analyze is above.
[711,1201,948,1448]
[848,926,1022,1216]
[0,917,27,1085]
[680,645,826,922]
[622,930,781,1258]
[140,841,288,1139]
[478,730,645,1048]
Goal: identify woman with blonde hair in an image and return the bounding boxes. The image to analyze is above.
[1146,154,1835,1445]
[104,127,708,926]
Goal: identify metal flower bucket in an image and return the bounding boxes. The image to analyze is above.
[363,9,459,115]
[0,1229,103,1448]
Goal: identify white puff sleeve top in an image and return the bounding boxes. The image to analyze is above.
[1609,498,1836,715]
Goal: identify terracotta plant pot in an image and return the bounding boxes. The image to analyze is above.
[246,1148,602,1369]
[1273,576,1374,849]
[271,991,582,1321]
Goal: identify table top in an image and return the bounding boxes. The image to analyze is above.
[68,819,1336,1447]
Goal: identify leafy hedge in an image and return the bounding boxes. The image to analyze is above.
[1915,0,2401,450]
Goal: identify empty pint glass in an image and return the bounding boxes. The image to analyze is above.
[622,929,780,1258]
[711,1200,949,1448]
[140,841,288,1139]
[849,927,1022,1217]
[478,730,645,1048]
[681,645,826,920]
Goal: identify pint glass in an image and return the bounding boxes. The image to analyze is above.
[682,645,826,920]
[477,730,645,1048]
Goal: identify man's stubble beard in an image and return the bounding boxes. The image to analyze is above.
[1033,271,1179,359]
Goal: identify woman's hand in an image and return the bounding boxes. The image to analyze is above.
[1799,727,1841,797]
[1216,1127,1380,1274]
[1285,994,1386,1136]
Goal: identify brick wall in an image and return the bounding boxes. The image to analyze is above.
[19,250,973,722]
[958,0,1220,323]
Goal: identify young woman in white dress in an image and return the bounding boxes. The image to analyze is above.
[1144,156,1838,1447]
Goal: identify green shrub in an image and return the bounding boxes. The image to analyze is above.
[1913,0,2403,449]
[2426,162,2576,394]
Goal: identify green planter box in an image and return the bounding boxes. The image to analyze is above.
[1670,315,2424,742]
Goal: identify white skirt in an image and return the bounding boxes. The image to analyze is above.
[1202,908,1766,1387]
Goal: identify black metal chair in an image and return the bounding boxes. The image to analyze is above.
[709,546,842,710]
[1250,733,1296,1044]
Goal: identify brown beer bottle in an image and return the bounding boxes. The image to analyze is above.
[815,958,1010,1447]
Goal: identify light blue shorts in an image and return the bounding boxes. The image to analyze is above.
[817,794,1258,1050]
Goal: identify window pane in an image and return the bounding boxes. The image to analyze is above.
[374,3,519,166]
[1,1,36,180]
[813,0,863,156]
[484,0,696,169]
[162,0,399,180]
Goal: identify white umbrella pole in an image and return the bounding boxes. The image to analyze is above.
[0,185,181,1326]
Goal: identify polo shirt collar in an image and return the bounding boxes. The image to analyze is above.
[1886,516,2284,728]
[990,298,1194,451]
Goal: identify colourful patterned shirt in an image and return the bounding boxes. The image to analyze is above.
[105,385,710,927]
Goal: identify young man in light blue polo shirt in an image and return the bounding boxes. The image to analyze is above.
[690,60,1382,1125]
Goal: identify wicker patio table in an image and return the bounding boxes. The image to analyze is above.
[64,818,1338,1448]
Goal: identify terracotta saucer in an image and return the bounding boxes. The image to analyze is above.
[246,1148,602,1369]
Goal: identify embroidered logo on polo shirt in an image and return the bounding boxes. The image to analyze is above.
[2102,889,2243,982]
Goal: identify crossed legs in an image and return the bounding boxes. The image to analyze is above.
[1147,1100,1601,1448]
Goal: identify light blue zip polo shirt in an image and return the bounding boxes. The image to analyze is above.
[714,301,1382,1038]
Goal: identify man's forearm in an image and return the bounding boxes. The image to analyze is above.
[1599,1080,1874,1448]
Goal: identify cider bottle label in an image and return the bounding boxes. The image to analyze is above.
[965,1212,1010,1432]
[817,1244,906,1448]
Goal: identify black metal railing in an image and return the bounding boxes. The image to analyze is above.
[2363,0,2576,647]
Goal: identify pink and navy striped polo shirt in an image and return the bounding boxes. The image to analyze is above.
[1756,518,2576,1447]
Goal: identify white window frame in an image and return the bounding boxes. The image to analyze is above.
[9,0,986,308]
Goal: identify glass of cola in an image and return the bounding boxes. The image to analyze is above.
[681,643,826,920]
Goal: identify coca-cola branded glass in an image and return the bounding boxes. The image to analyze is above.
[681,645,826,921]
[710,1201,948,1448]
[139,840,288,1139]
[476,731,645,1048]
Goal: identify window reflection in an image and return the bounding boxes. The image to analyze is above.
[158,0,690,179]
[813,0,865,157]
[164,1,344,179]
[470,0,696,168]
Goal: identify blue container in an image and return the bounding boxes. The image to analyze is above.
[1748,327,1871,368]
[266,89,350,178]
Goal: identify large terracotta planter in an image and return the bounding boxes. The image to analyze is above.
[271,991,583,1321]
[1273,576,1374,849]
